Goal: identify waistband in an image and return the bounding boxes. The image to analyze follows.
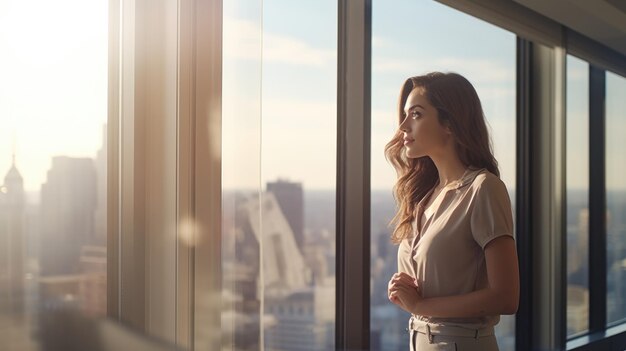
[408,316,494,341]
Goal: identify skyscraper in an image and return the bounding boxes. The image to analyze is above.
[39,156,97,276]
[0,154,26,315]
[267,180,304,254]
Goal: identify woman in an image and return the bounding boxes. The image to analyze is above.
[386,72,519,351]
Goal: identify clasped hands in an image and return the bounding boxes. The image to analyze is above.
[387,272,423,314]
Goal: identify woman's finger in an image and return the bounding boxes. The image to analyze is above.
[393,276,417,288]
[397,272,418,286]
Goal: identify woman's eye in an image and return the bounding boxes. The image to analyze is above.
[411,111,421,119]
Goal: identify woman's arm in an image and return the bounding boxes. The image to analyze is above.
[394,235,519,317]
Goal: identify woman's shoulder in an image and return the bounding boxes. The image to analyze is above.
[469,169,508,194]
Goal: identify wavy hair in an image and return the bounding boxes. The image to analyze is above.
[385,72,499,244]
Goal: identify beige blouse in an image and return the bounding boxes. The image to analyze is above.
[397,168,514,329]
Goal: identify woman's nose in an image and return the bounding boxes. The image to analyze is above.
[399,121,409,132]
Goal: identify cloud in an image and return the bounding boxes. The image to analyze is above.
[262,98,336,130]
[263,32,335,66]
[223,17,263,61]
[222,96,338,189]
[372,35,389,49]
[373,57,513,83]
[224,17,335,67]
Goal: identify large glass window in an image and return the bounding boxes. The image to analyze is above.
[0,1,108,349]
[370,1,516,350]
[222,0,337,349]
[221,1,262,349]
[565,55,590,337]
[606,71,626,326]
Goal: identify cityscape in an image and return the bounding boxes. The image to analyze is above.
[0,125,107,351]
[1,127,626,349]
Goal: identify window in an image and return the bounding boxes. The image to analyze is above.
[606,71,626,326]
[222,0,337,349]
[370,1,516,349]
[566,55,590,337]
[0,1,107,349]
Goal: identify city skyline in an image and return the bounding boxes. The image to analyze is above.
[0,0,108,193]
[2,147,625,350]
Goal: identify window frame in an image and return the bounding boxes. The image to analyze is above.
[336,1,371,349]
[107,0,626,350]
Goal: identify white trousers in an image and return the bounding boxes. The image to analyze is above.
[408,318,499,351]
[409,329,499,351]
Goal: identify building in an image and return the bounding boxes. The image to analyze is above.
[267,180,305,254]
[39,156,97,277]
[222,191,334,350]
[0,154,26,316]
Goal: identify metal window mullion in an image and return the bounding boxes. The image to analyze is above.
[140,0,179,340]
[115,0,181,340]
[527,40,567,350]
[588,65,607,332]
[336,0,371,350]
[193,0,222,350]
[119,0,146,331]
[516,36,533,351]
[176,0,196,347]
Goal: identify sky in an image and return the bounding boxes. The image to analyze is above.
[0,0,108,192]
[223,0,519,190]
[223,0,622,191]
[1,0,622,193]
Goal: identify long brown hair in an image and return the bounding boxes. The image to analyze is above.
[385,72,499,244]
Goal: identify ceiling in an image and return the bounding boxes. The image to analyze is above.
[514,0,626,57]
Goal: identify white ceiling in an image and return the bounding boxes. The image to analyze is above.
[514,0,626,57]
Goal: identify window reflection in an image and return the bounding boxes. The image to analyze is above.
[606,71,626,326]
[371,1,516,349]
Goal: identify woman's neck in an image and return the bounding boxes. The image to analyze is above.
[430,152,467,187]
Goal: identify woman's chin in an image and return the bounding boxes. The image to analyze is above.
[404,150,422,159]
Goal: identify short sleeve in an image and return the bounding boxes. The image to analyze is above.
[397,238,414,275]
[470,175,514,250]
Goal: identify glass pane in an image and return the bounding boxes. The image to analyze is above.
[261,1,337,349]
[221,0,337,350]
[606,71,626,326]
[0,1,108,350]
[565,55,589,337]
[371,1,516,350]
[221,0,263,349]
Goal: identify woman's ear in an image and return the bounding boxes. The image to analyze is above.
[443,121,453,135]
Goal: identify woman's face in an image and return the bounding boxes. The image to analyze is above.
[399,88,451,159]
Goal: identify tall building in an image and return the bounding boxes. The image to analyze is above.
[0,154,26,315]
[39,156,97,277]
[267,180,304,254]
[223,191,327,350]
[239,191,309,292]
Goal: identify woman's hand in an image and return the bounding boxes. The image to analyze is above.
[388,272,422,314]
